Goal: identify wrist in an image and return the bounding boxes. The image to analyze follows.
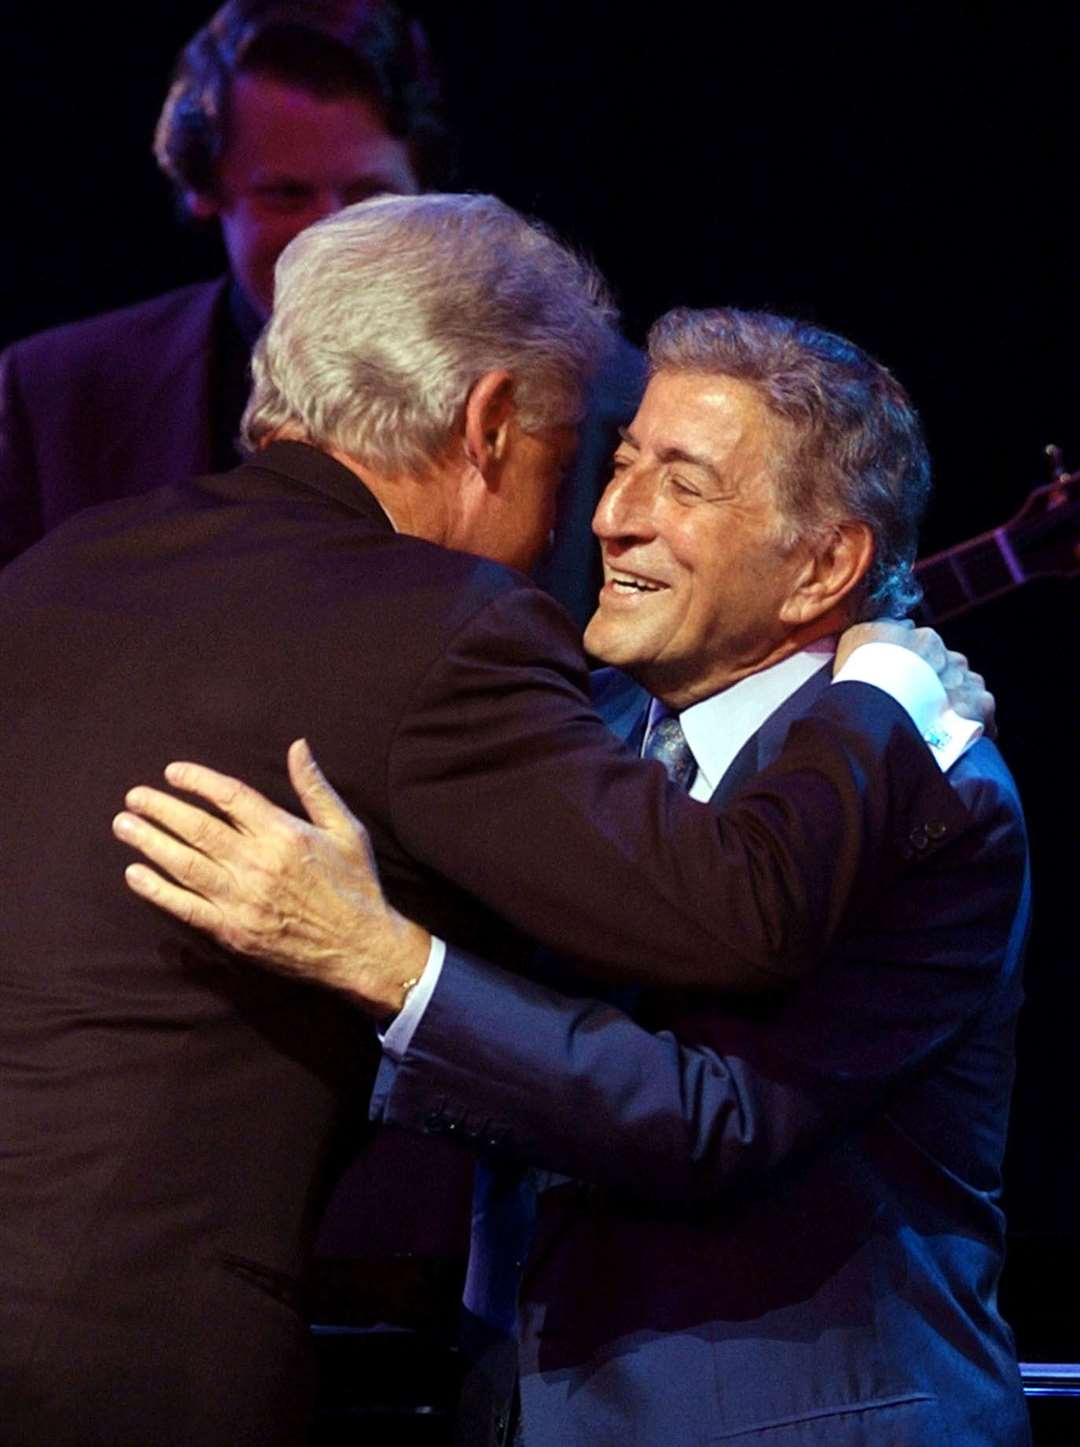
[357,915,432,1021]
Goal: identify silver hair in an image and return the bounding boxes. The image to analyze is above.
[242,193,616,476]
[647,308,932,619]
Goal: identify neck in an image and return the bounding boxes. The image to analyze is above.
[650,611,845,711]
[264,431,462,543]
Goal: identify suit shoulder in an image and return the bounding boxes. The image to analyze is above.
[3,280,225,383]
[949,737,1022,805]
[442,544,585,647]
[332,530,585,660]
[947,737,1027,845]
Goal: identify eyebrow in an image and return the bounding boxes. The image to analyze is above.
[617,427,723,484]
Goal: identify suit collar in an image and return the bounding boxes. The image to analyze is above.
[591,658,834,808]
[245,440,395,534]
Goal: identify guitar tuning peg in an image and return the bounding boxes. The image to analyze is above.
[1044,443,1067,481]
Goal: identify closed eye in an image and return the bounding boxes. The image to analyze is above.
[667,476,703,502]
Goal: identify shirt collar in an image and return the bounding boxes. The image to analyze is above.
[646,638,836,800]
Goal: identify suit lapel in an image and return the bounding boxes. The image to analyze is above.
[709,665,832,809]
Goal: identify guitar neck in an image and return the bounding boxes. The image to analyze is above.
[914,527,1026,624]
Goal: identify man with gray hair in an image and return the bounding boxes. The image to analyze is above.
[116,307,1029,1444]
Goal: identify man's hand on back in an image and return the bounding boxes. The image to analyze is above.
[113,739,428,1018]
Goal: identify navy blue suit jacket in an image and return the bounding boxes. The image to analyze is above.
[374,666,1032,1446]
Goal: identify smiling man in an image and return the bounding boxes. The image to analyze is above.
[586,368,863,701]
[113,309,1030,1444]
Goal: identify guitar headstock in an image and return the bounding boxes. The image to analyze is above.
[1006,463,1080,581]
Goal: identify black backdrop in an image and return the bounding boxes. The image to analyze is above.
[4,0,1077,1344]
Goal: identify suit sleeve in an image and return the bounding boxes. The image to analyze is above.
[0,347,43,567]
[373,752,1029,1201]
[387,584,972,992]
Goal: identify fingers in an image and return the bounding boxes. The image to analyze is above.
[120,785,242,861]
[287,738,360,834]
[938,650,970,692]
[833,617,914,671]
[982,694,999,741]
[158,760,282,833]
[113,808,228,897]
[949,682,998,735]
[909,627,947,675]
[289,739,375,856]
[123,861,224,934]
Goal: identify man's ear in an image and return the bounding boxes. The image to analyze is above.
[185,191,220,221]
[780,521,875,626]
[462,370,515,480]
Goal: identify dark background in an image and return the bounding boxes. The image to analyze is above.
[4,1,1077,1350]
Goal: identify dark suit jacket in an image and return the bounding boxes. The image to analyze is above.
[0,278,645,628]
[0,444,956,1445]
[0,281,228,563]
[373,666,1032,1446]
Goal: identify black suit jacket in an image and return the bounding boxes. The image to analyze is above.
[0,444,965,1444]
[374,666,1031,1446]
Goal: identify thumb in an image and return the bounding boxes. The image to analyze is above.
[287,738,356,832]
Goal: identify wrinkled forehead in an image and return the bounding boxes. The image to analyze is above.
[634,370,790,469]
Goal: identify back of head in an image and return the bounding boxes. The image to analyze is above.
[648,308,932,618]
[242,193,617,476]
[154,0,450,200]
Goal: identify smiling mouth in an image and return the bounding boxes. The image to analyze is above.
[606,569,665,596]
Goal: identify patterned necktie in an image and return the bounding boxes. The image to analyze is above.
[643,712,697,791]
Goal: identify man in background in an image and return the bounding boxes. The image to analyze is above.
[0,3,431,566]
[0,0,642,619]
[118,309,1030,1446]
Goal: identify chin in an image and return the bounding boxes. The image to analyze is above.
[581,614,605,657]
[583,617,630,668]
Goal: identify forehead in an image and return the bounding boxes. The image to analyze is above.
[223,70,410,179]
[622,367,781,491]
[629,370,777,475]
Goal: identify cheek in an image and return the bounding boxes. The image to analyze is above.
[223,210,300,268]
[221,214,303,312]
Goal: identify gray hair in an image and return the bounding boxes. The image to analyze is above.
[647,308,931,618]
[242,193,616,476]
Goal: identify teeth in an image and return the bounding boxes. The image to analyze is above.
[612,575,661,593]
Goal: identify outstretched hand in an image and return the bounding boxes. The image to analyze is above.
[835,619,996,739]
[113,739,430,1018]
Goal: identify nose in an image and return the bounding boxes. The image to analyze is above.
[592,466,656,542]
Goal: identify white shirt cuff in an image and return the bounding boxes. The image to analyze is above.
[832,641,981,772]
[378,934,446,1060]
